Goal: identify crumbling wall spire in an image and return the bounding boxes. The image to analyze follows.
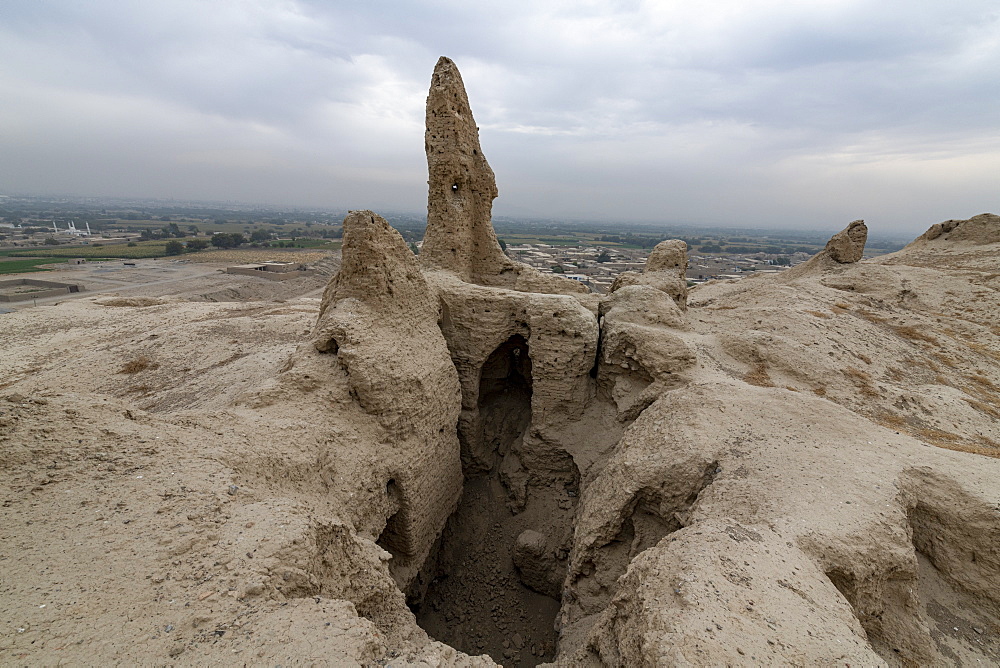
[420,56,512,282]
[420,57,587,295]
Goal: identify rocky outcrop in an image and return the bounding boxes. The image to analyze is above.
[513,529,565,598]
[779,219,868,280]
[429,274,600,472]
[609,239,689,307]
[286,61,1000,668]
[556,375,1000,665]
[295,61,1000,668]
[916,212,1000,244]
[645,238,689,274]
[579,520,884,666]
[420,56,586,296]
[313,210,463,592]
[825,219,868,263]
[312,61,700,663]
[420,56,503,282]
[595,285,694,421]
[6,53,1000,668]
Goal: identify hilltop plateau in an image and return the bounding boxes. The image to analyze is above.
[1,58,998,667]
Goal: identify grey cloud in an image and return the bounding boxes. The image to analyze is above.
[0,0,997,232]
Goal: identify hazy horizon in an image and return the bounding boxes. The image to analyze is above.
[2,1,997,235]
[2,192,934,242]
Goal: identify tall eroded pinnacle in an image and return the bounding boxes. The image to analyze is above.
[420,56,516,283]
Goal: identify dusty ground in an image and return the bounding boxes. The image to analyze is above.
[184,249,335,265]
[2,253,338,308]
[1,219,999,666]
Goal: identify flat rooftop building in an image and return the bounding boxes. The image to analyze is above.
[225,262,314,281]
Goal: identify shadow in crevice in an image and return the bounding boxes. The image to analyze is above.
[467,333,533,474]
[376,479,408,585]
[412,334,566,667]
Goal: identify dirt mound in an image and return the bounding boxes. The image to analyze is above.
[96,296,168,307]
[916,213,1000,244]
[189,274,326,302]
[779,219,868,280]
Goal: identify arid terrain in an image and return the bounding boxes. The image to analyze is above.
[2,58,999,667]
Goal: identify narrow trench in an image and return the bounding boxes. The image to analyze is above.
[409,335,570,667]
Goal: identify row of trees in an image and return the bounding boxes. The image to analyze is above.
[139,223,199,240]
[210,233,246,248]
[162,232,332,255]
[698,244,813,255]
[163,234,240,256]
[164,238,211,255]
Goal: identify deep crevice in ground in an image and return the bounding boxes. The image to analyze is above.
[410,335,574,666]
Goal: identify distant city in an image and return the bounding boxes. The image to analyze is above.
[1,194,910,290]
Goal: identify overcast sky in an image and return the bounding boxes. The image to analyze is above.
[1,1,997,233]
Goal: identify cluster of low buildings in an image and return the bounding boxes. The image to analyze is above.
[501,243,811,293]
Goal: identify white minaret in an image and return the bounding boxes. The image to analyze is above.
[52,221,58,233]
[86,222,92,235]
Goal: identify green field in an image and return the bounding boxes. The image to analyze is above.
[98,219,251,234]
[0,258,69,274]
[9,240,172,259]
[268,239,340,249]
[102,218,336,238]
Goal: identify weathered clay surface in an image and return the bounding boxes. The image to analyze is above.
[420,57,504,282]
[778,219,869,281]
[596,285,694,420]
[916,212,1000,244]
[578,520,885,666]
[313,210,463,592]
[609,239,689,307]
[514,529,565,599]
[645,239,688,274]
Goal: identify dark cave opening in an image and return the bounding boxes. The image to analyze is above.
[376,479,407,582]
[476,334,533,472]
[412,334,566,667]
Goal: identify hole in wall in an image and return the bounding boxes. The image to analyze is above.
[376,479,408,585]
[476,334,532,472]
[317,337,339,354]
